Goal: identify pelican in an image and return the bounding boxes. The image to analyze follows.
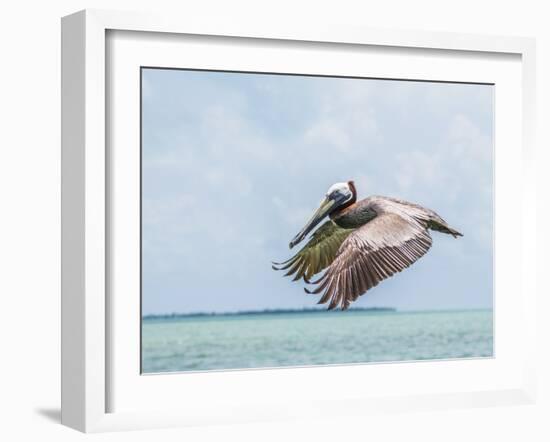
[272,181,463,310]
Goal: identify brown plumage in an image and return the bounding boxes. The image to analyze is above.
[273,182,463,310]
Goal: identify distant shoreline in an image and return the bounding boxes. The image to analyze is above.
[142,306,396,320]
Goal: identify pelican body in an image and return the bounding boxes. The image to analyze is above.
[273,181,462,310]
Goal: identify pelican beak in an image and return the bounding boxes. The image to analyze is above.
[289,197,335,249]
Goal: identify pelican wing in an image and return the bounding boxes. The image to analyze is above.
[308,213,432,310]
[272,220,354,281]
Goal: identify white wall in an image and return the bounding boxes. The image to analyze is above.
[0,1,548,440]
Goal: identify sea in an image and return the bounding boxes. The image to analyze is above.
[141,309,493,374]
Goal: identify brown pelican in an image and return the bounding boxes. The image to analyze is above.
[273,181,463,310]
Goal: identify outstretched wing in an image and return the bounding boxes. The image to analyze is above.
[306,213,432,310]
[272,220,354,281]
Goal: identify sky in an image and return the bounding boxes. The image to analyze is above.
[141,68,494,315]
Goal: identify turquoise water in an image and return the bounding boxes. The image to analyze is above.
[141,309,493,373]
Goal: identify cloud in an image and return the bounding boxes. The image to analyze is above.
[302,81,379,154]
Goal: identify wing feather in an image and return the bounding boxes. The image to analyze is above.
[272,220,355,281]
[312,212,433,310]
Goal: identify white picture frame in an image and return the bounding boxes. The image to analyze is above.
[61,9,537,433]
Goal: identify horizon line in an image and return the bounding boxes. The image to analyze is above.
[142,305,492,319]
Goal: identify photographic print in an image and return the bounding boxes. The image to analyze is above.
[141,68,493,374]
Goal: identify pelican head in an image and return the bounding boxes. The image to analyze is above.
[289,181,357,249]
